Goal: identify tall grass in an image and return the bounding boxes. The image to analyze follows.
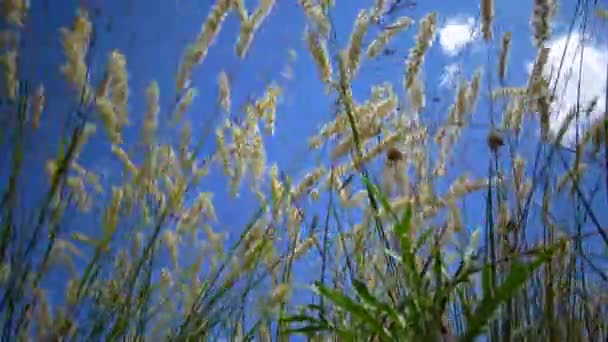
[0,0,607,341]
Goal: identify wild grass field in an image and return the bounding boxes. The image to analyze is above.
[1,0,607,340]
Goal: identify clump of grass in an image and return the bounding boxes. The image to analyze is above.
[0,0,607,341]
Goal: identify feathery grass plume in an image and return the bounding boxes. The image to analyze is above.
[370,0,386,24]
[138,81,160,186]
[409,77,425,114]
[242,221,271,266]
[353,130,402,168]
[60,8,93,101]
[162,230,179,268]
[96,71,111,99]
[142,81,160,147]
[70,122,97,162]
[527,46,549,97]
[299,0,330,37]
[498,32,512,82]
[103,186,124,236]
[66,176,92,212]
[96,96,123,144]
[390,155,410,196]
[0,50,17,99]
[447,198,463,232]
[528,48,551,138]
[231,0,248,21]
[287,204,303,238]
[1,0,29,27]
[216,124,232,177]
[404,12,436,113]
[176,0,230,93]
[502,95,525,136]
[308,114,350,149]
[345,9,369,77]
[269,164,285,220]
[307,134,321,150]
[106,50,129,125]
[434,75,477,176]
[111,144,138,176]
[341,189,367,208]
[481,0,494,41]
[31,84,45,129]
[172,87,197,123]
[291,166,326,199]
[466,68,482,112]
[249,134,266,186]
[165,174,188,212]
[331,135,360,162]
[511,154,526,191]
[256,83,281,135]
[229,135,248,197]
[453,81,470,125]
[184,193,217,227]
[72,162,103,193]
[293,236,317,260]
[405,12,436,88]
[236,0,276,58]
[177,120,193,163]
[531,0,555,48]
[367,16,413,58]
[445,173,490,200]
[218,70,231,112]
[492,86,527,100]
[236,20,256,58]
[320,0,335,11]
[305,27,333,85]
[268,283,291,306]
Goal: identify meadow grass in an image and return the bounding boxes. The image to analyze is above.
[0,0,607,340]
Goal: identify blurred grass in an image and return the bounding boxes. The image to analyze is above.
[1,0,608,341]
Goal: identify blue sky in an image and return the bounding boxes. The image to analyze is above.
[2,0,608,336]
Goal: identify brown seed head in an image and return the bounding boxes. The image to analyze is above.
[487,130,504,151]
[386,147,403,163]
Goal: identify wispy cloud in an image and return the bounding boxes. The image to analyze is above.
[439,63,462,88]
[438,17,479,57]
[532,33,608,143]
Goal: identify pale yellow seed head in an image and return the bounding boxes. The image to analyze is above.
[31,84,45,129]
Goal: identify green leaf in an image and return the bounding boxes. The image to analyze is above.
[431,244,447,309]
[393,201,412,239]
[481,262,492,300]
[462,246,557,341]
[393,204,423,295]
[457,286,474,324]
[352,279,406,330]
[362,176,397,221]
[312,282,394,341]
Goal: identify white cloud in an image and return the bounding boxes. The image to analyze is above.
[439,63,462,88]
[534,33,608,144]
[438,17,478,57]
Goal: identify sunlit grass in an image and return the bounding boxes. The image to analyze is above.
[0,0,607,341]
